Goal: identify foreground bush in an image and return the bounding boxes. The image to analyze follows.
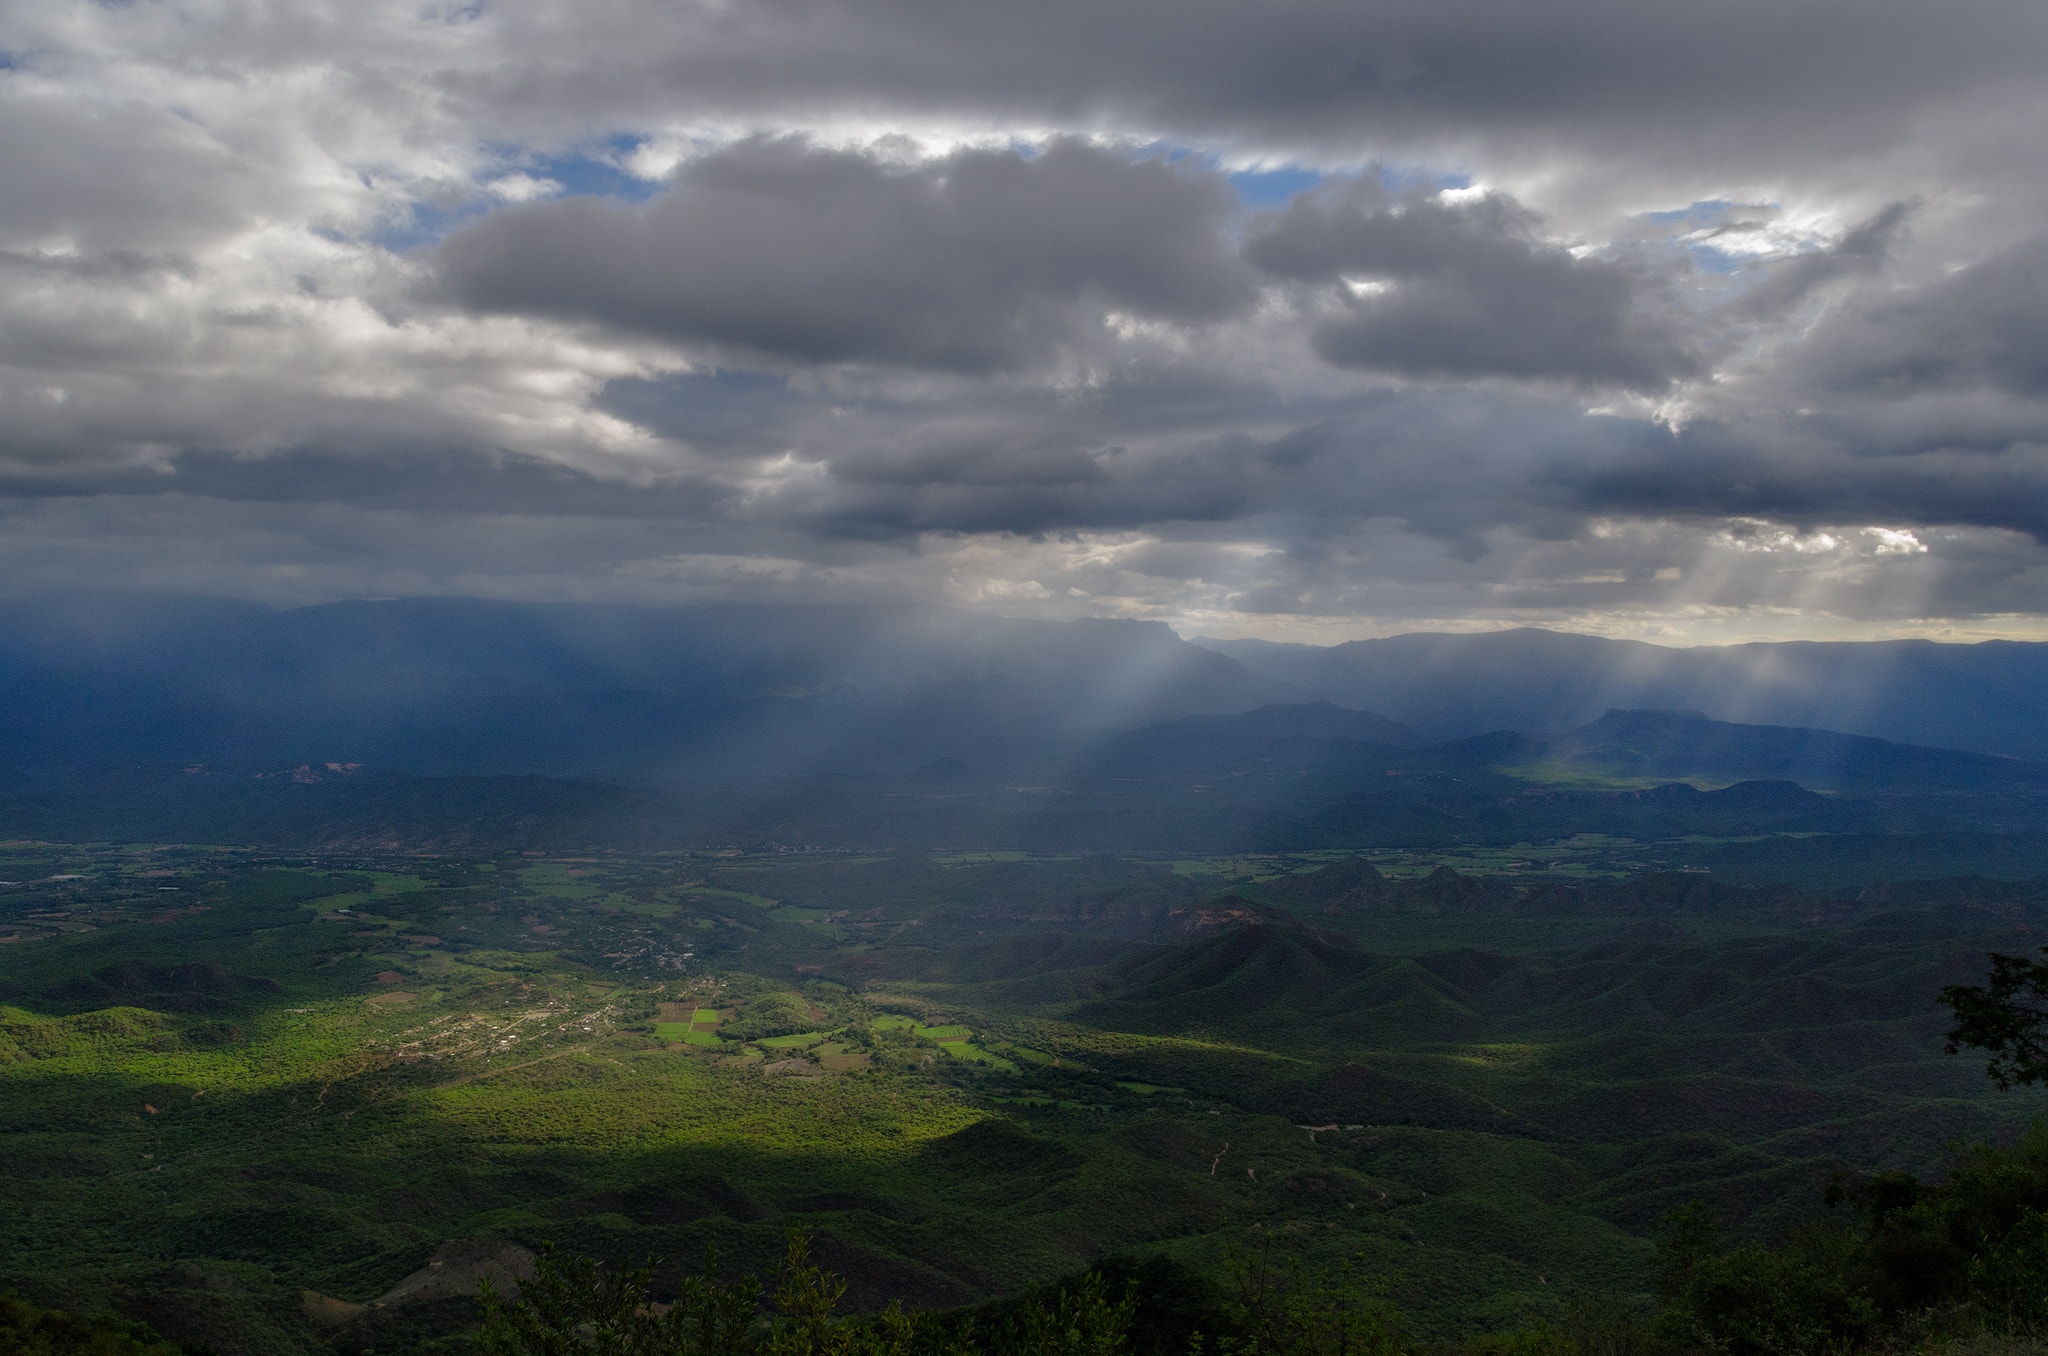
[1642,1118,2048,1354]
[477,1231,1136,1356]
[0,1292,203,1356]
[475,1230,1411,1356]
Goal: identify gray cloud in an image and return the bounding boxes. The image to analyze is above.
[2,0,2048,640]
[1539,419,2048,543]
[438,137,1254,371]
[444,0,2048,182]
[1722,202,1912,322]
[1247,182,1699,389]
[1795,232,2048,396]
[0,95,280,254]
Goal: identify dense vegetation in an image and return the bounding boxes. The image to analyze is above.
[0,1291,202,1356]
[3,844,2046,1354]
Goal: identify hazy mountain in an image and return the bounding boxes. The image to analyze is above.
[0,593,1303,785]
[9,597,2048,858]
[1085,702,2048,797]
[1539,709,2048,792]
[1192,628,2048,759]
[23,702,2039,855]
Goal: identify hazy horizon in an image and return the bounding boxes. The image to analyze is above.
[10,584,2048,651]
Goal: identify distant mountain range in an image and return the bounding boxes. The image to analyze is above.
[11,595,2048,782]
[5,595,2048,865]
[1192,627,2048,760]
[0,593,1296,785]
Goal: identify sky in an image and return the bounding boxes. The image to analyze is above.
[3,0,2048,644]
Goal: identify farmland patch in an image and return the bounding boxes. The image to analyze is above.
[756,1031,827,1049]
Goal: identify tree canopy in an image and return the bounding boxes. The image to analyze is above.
[1940,946,2048,1089]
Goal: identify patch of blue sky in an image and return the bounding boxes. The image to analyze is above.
[368,198,499,255]
[1634,199,1790,277]
[1054,138,1469,209]
[1643,199,1747,226]
[1230,166,1324,207]
[363,136,669,253]
[518,135,670,202]
[1688,244,1749,276]
[1229,162,1469,207]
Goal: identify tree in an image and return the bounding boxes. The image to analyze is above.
[1939,946,2048,1089]
[1216,1232,1403,1356]
[476,1231,1130,1356]
[475,1242,758,1356]
[0,1292,208,1356]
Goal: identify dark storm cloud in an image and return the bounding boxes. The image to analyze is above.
[1795,232,2048,396]
[438,137,1254,371]
[1246,182,1699,389]
[1537,417,2048,543]
[734,389,1644,544]
[694,375,2048,558]
[0,445,737,520]
[449,155,1706,391]
[463,0,2048,167]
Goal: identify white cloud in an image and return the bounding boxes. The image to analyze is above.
[485,173,564,202]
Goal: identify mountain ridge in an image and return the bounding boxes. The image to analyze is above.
[1191,627,2048,759]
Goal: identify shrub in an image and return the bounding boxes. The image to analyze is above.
[1464,1323,1576,1356]
[0,1291,203,1356]
[1681,1239,1880,1356]
[1971,1208,2048,1330]
[477,1232,1133,1356]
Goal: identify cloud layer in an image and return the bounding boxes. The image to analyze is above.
[2,0,2048,641]
[441,137,1254,370]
